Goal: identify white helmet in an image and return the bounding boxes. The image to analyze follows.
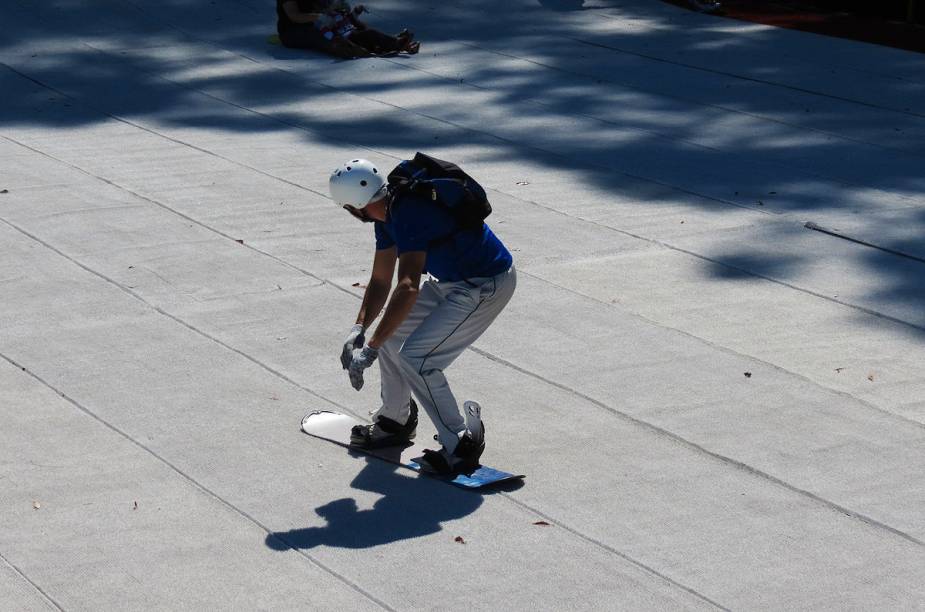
[328,159,386,208]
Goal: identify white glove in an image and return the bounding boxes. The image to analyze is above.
[340,324,365,370]
[348,346,379,391]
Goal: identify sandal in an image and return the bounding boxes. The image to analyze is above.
[395,29,419,54]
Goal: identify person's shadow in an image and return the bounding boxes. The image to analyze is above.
[266,451,515,550]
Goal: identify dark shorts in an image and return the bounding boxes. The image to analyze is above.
[279,26,333,51]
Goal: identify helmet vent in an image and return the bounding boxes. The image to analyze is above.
[352,159,359,163]
[360,180,368,186]
[373,168,378,173]
[346,166,352,171]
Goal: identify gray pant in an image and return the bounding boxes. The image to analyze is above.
[375,266,516,450]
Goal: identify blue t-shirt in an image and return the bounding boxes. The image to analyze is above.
[374,195,512,282]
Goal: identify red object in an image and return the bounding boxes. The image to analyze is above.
[665,0,925,54]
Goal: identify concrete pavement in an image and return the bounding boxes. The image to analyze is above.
[2,0,925,609]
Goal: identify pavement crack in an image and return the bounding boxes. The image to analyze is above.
[0,211,359,421]
[0,139,725,607]
[5,34,925,592]
[16,42,922,337]
[499,496,730,611]
[0,220,724,612]
[0,354,394,612]
[74,34,773,219]
[494,183,925,338]
[0,549,65,611]
[805,221,925,265]
[5,75,925,555]
[518,268,925,432]
[7,200,925,582]
[33,38,925,339]
[467,344,925,549]
[564,35,925,121]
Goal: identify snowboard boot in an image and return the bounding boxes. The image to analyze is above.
[415,401,485,475]
[350,400,418,449]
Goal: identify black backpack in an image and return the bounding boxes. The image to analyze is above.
[387,153,492,230]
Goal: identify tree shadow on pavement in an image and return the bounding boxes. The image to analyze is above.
[3,0,925,330]
[265,454,492,550]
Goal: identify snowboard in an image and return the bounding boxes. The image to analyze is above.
[300,410,524,489]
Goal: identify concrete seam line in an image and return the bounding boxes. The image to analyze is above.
[498,497,730,611]
[3,0,920,600]
[153,23,923,210]
[0,128,730,605]
[150,0,924,157]
[0,216,722,611]
[516,269,925,433]
[490,177,925,339]
[4,200,924,568]
[0,350,395,612]
[0,63,328,204]
[6,66,924,433]
[563,35,925,121]
[468,346,925,549]
[449,40,920,157]
[13,116,917,438]
[361,40,921,202]
[17,46,923,338]
[0,211,359,425]
[40,41,925,337]
[74,30,772,220]
[13,52,885,341]
[0,127,358,305]
[805,221,925,265]
[5,43,925,546]
[0,551,64,611]
[8,67,925,529]
[7,0,922,227]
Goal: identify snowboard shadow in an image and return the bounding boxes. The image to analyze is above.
[266,453,508,550]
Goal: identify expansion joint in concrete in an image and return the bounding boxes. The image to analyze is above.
[564,35,925,120]
[0,550,64,611]
[0,351,395,612]
[469,345,925,549]
[518,268,925,433]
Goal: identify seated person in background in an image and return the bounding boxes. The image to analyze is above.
[277,0,420,58]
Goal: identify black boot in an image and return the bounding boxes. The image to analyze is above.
[350,400,418,448]
[415,422,485,475]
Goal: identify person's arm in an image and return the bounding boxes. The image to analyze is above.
[356,247,397,327]
[281,0,323,23]
[367,251,426,349]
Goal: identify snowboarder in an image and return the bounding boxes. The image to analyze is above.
[329,157,515,474]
